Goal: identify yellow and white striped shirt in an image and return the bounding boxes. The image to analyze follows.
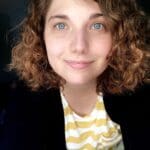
[61,93,124,150]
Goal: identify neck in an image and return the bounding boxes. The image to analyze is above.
[62,82,98,116]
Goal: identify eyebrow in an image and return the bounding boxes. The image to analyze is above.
[89,13,104,19]
[48,13,104,22]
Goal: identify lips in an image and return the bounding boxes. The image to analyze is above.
[65,60,93,69]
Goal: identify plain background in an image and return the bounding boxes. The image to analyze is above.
[0,0,149,81]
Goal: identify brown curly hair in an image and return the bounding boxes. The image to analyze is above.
[10,0,150,94]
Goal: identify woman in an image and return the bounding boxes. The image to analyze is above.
[0,0,150,149]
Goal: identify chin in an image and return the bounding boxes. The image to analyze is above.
[65,78,96,87]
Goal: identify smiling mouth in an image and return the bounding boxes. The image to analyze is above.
[65,60,93,69]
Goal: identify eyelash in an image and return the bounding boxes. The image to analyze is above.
[54,23,67,30]
[90,23,105,30]
[53,22,106,31]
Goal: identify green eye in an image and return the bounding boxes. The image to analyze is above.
[55,23,66,30]
[91,23,104,30]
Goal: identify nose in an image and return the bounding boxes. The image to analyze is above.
[70,29,89,54]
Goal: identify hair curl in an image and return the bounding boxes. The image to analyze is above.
[10,0,150,94]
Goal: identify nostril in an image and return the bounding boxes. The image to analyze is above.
[71,32,89,53]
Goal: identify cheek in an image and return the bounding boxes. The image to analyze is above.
[45,38,64,57]
[89,33,112,56]
[93,39,112,57]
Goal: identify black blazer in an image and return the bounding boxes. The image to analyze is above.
[0,76,150,150]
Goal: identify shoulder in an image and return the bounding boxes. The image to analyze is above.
[0,70,62,118]
[0,72,63,149]
[103,83,150,123]
[0,70,61,123]
[104,84,150,149]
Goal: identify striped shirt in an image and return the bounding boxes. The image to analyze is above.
[61,92,124,150]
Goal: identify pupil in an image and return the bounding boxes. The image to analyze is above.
[59,24,65,29]
[94,23,101,29]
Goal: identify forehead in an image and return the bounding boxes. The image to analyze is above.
[46,0,101,17]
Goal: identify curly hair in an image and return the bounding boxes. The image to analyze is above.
[10,0,150,94]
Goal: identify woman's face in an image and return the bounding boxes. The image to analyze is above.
[44,0,112,87]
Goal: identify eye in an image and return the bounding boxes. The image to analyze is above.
[54,23,66,30]
[91,23,104,30]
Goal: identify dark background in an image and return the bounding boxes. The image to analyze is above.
[0,0,149,81]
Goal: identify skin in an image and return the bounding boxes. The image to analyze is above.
[44,0,112,116]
